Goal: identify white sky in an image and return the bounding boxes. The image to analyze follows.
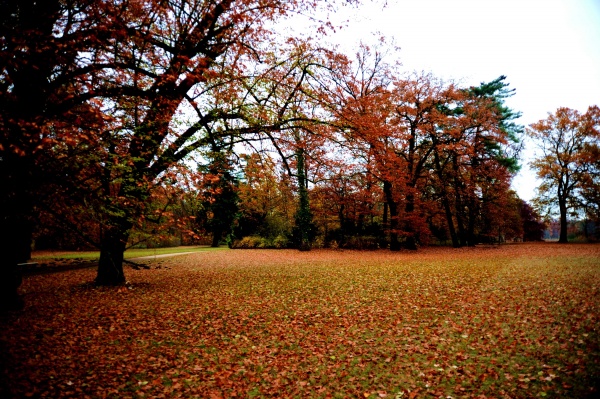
[322,0,600,201]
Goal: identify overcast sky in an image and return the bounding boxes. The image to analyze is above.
[322,0,600,201]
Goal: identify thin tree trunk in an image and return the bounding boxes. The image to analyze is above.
[382,201,388,226]
[383,180,400,251]
[433,151,460,247]
[338,203,346,246]
[295,147,312,251]
[467,202,477,246]
[404,192,418,250]
[452,158,467,246]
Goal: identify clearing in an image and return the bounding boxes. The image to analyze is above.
[1,243,599,398]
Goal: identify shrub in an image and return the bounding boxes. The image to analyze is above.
[232,236,263,249]
[231,235,289,249]
[272,235,289,249]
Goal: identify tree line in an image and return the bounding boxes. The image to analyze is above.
[1,0,597,309]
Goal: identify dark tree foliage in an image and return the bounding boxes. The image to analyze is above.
[520,200,546,242]
[197,152,239,247]
[0,0,105,308]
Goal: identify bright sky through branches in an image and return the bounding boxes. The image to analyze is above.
[324,0,600,201]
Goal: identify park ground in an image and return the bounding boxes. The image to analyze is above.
[1,243,599,398]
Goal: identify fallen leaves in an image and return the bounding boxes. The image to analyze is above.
[1,243,599,398]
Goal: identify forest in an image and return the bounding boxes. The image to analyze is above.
[1,0,599,299]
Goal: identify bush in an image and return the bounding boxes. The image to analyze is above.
[232,236,263,249]
[272,235,289,249]
[231,235,289,249]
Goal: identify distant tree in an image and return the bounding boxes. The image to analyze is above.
[197,151,239,247]
[519,200,546,241]
[327,44,406,250]
[578,120,600,240]
[528,106,600,243]
[239,40,351,250]
[235,153,294,241]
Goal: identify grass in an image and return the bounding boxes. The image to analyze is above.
[31,245,226,261]
[2,243,599,398]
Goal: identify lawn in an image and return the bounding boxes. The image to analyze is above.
[31,245,225,262]
[1,243,599,398]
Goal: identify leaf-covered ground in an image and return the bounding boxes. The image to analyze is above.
[1,243,599,398]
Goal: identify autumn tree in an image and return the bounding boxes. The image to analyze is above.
[327,45,496,249]
[386,73,457,249]
[431,76,522,246]
[329,58,525,249]
[324,43,403,248]
[0,0,128,307]
[60,0,360,284]
[237,40,353,250]
[528,105,600,243]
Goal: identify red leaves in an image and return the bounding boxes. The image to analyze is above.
[3,243,600,397]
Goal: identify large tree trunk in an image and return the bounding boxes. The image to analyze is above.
[0,216,30,311]
[96,224,130,286]
[211,228,222,247]
[558,197,569,243]
[0,155,35,310]
[0,1,61,310]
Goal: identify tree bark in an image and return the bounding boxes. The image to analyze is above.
[96,224,130,286]
[467,202,477,246]
[0,1,61,309]
[403,192,418,250]
[295,147,312,251]
[383,180,400,251]
[433,150,460,247]
[558,198,569,243]
[452,158,468,246]
[0,216,29,311]
[338,203,346,246]
[211,229,222,247]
